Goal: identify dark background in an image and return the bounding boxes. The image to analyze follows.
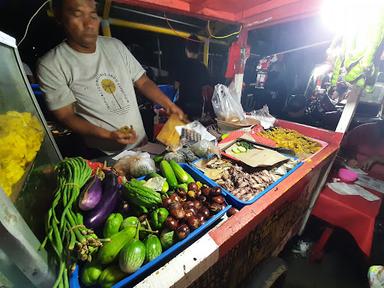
[0,0,332,89]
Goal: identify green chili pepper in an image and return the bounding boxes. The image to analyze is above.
[151,208,169,230]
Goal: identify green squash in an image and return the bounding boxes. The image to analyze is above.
[144,235,162,262]
[119,239,146,274]
[98,225,137,265]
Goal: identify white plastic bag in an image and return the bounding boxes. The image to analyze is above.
[211,84,245,122]
[249,105,276,129]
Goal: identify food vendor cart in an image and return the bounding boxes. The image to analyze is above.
[99,1,373,287]
[1,0,382,287]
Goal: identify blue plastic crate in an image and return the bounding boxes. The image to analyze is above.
[70,163,230,288]
[190,159,303,209]
[154,85,177,110]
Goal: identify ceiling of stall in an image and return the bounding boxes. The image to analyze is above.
[113,0,323,28]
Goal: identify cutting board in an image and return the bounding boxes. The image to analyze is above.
[156,114,187,149]
[223,142,288,168]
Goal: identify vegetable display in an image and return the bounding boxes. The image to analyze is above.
[43,157,231,288]
[41,157,103,288]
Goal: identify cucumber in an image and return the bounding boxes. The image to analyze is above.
[231,146,241,154]
[238,146,247,153]
[144,235,162,262]
[119,239,146,274]
[185,173,195,184]
[98,225,137,265]
[169,160,189,183]
[160,160,178,189]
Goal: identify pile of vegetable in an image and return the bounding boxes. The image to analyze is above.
[43,157,231,288]
[42,158,104,287]
[79,160,229,287]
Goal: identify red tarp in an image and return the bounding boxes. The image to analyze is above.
[114,0,323,28]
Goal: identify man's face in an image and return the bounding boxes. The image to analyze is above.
[60,0,100,52]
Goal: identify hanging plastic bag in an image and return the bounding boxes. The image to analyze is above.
[211,84,245,122]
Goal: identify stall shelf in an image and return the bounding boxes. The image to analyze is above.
[136,120,344,287]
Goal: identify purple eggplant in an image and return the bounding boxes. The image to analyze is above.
[78,175,103,211]
[83,171,120,230]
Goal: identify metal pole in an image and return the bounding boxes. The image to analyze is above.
[113,6,201,29]
[156,36,162,72]
[203,38,210,67]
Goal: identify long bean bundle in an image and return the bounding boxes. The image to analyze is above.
[41,157,103,288]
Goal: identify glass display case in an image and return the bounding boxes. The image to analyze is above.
[0,31,61,287]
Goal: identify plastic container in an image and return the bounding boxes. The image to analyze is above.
[70,163,230,288]
[190,159,303,209]
[338,168,358,183]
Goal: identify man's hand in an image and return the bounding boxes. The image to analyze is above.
[110,129,137,145]
[135,74,186,121]
[165,103,186,121]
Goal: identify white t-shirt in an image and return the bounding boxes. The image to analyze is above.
[37,36,146,154]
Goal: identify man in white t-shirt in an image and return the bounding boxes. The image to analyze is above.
[37,0,185,155]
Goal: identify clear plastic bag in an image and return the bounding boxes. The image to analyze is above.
[190,140,220,158]
[113,152,156,178]
[211,84,245,122]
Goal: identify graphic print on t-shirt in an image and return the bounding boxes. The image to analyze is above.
[96,73,131,114]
